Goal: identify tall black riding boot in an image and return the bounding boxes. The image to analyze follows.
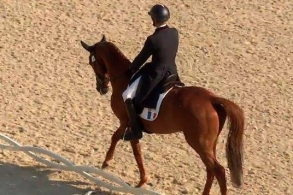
[122,98,144,141]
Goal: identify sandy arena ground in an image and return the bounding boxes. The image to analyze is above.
[0,0,292,194]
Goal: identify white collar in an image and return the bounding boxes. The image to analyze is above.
[157,24,167,28]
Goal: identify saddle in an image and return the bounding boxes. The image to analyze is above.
[161,74,184,92]
[136,73,185,113]
[134,73,184,134]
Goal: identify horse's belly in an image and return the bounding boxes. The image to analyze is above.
[143,120,181,134]
[142,103,182,134]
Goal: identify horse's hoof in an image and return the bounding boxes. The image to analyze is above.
[135,182,144,188]
[135,177,148,188]
[101,161,109,169]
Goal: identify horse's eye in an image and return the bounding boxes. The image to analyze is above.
[91,55,96,63]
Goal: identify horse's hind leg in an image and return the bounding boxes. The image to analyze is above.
[102,123,126,169]
[203,167,215,195]
[183,118,227,195]
[200,151,227,195]
[198,104,227,194]
[184,134,227,195]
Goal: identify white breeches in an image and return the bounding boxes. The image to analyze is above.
[122,76,141,101]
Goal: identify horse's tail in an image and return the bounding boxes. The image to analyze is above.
[212,96,245,187]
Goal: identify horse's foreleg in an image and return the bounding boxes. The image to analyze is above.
[101,124,126,169]
[130,140,148,187]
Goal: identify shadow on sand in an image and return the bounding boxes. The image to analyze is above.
[0,161,118,195]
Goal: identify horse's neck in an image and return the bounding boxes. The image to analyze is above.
[107,42,130,72]
[106,43,131,95]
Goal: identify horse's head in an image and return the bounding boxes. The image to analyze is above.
[80,35,110,95]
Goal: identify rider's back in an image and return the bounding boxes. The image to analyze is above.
[146,26,179,76]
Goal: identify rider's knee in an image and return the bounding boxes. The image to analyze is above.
[122,89,133,101]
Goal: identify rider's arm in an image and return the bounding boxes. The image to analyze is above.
[129,37,153,73]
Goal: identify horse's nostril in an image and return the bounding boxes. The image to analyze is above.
[98,86,109,95]
[102,87,109,94]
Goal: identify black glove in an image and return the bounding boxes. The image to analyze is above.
[127,68,135,77]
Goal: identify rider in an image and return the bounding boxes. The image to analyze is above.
[122,4,181,141]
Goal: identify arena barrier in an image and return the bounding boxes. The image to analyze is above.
[0,133,164,195]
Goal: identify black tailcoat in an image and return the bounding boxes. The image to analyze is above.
[129,25,179,105]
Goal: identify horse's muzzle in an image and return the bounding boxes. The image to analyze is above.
[97,86,109,95]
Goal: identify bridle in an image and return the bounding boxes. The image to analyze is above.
[95,71,129,95]
[95,73,110,94]
[89,51,130,94]
[89,53,110,94]
[96,73,109,86]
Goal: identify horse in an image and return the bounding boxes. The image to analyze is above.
[79,35,245,195]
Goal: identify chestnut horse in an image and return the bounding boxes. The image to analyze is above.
[80,35,245,195]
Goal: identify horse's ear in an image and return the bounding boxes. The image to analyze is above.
[101,34,106,42]
[80,40,94,52]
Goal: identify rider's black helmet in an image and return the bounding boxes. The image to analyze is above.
[148,4,170,23]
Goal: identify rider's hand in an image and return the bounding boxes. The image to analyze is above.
[127,67,135,76]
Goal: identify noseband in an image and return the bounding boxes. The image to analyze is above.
[95,69,130,94]
[96,73,110,93]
